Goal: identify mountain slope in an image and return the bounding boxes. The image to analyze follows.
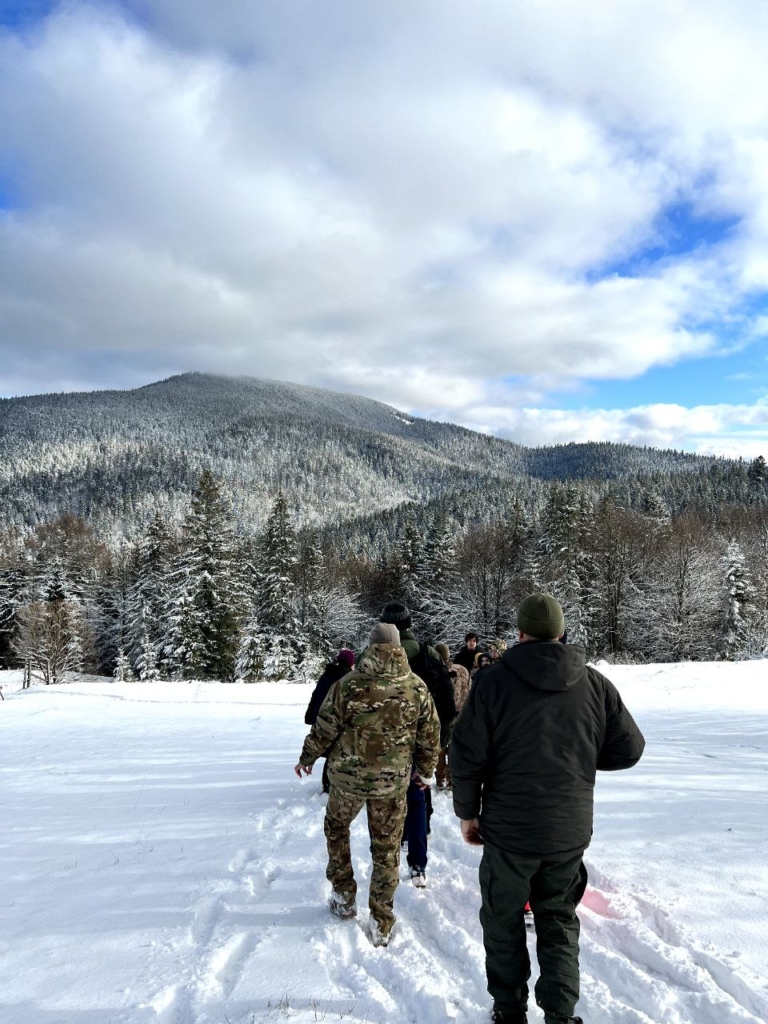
[0,372,725,534]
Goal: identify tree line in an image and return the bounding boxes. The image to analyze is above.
[2,458,768,684]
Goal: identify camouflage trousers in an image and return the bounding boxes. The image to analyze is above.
[324,786,408,935]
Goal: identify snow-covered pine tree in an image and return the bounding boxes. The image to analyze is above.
[413,510,462,643]
[747,455,767,498]
[135,607,161,681]
[168,585,208,680]
[113,646,135,682]
[128,512,174,674]
[0,550,29,669]
[234,611,265,682]
[98,538,136,678]
[246,492,302,681]
[396,512,423,609]
[720,539,758,660]
[167,471,241,681]
[539,484,589,647]
[294,531,333,677]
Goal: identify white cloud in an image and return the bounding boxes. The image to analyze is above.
[1,0,768,452]
[445,397,768,458]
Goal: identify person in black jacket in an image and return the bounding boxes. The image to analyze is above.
[453,632,479,673]
[451,593,645,1024]
[304,649,356,793]
[379,602,456,887]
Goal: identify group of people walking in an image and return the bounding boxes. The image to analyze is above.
[294,594,645,1024]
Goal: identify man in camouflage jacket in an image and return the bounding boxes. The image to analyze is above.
[295,622,440,945]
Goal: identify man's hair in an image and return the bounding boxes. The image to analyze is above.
[465,632,478,642]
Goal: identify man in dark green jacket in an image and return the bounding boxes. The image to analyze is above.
[451,593,645,1024]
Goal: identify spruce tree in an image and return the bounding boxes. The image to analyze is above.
[0,552,29,669]
[247,492,302,680]
[295,531,332,675]
[413,510,460,642]
[720,540,757,660]
[135,607,161,681]
[128,512,174,673]
[114,646,135,682]
[167,471,241,680]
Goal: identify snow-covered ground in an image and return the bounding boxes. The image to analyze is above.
[1,663,766,1024]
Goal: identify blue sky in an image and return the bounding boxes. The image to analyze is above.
[2,0,768,456]
[0,1,56,29]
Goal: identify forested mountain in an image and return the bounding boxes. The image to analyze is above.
[0,372,727,536]
[1,372,767,680]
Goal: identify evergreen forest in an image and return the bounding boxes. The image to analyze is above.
[2,372,767,682]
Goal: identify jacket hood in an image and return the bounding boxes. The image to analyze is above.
[357,642,412,681]
[501,640,587,692]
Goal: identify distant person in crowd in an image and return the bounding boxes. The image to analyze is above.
[451,593,646,1024]
[433,643,471,791]
[472,651,492,679]
[454,632,479,673]
[379,602,456,887]
[489,640,506,661]
[304,648,356,793]
[295,622,439,947]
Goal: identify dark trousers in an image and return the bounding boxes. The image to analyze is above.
[479,844,588,1018]
[404,780,428,870]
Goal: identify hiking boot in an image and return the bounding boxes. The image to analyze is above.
[328,891,356,919]
[491,1009,527,1023]
[368,917,391,947]
[543,1015,583,1024]
[409,866,427,888]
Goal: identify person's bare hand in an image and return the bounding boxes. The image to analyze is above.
[460,818,484,846]
[294,762,313,778]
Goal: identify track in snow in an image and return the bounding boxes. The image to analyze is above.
[137,781,767,1024]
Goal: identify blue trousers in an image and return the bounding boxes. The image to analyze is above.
[404,780,428,870]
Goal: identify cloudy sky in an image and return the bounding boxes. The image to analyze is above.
[2,0,768,455]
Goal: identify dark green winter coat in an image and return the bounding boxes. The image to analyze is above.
[398,628,457,745]
[450,640,645,859]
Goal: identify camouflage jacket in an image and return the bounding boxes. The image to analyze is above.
[299,642,440,798]
[449,662,472,713]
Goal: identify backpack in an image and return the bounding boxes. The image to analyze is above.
[410,642,457,745]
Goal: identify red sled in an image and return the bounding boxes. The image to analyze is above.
[524,902,534,932]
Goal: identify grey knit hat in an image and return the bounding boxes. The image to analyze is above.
[517,593,565,640]
[368,622,400,646]
[379,601,411,630]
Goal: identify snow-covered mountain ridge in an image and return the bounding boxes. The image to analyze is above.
[0,371,721,534]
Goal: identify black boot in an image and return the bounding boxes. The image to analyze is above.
[491,1009,527,1023]
[543,1015,583,1024]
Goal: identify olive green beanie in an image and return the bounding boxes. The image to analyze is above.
[434,642,451,664]
[517,593,564,640]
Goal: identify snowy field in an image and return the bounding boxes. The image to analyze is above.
[1,663,767,1024]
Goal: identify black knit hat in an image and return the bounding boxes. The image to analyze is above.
[517,593,565,640]
[379,601,412,630]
